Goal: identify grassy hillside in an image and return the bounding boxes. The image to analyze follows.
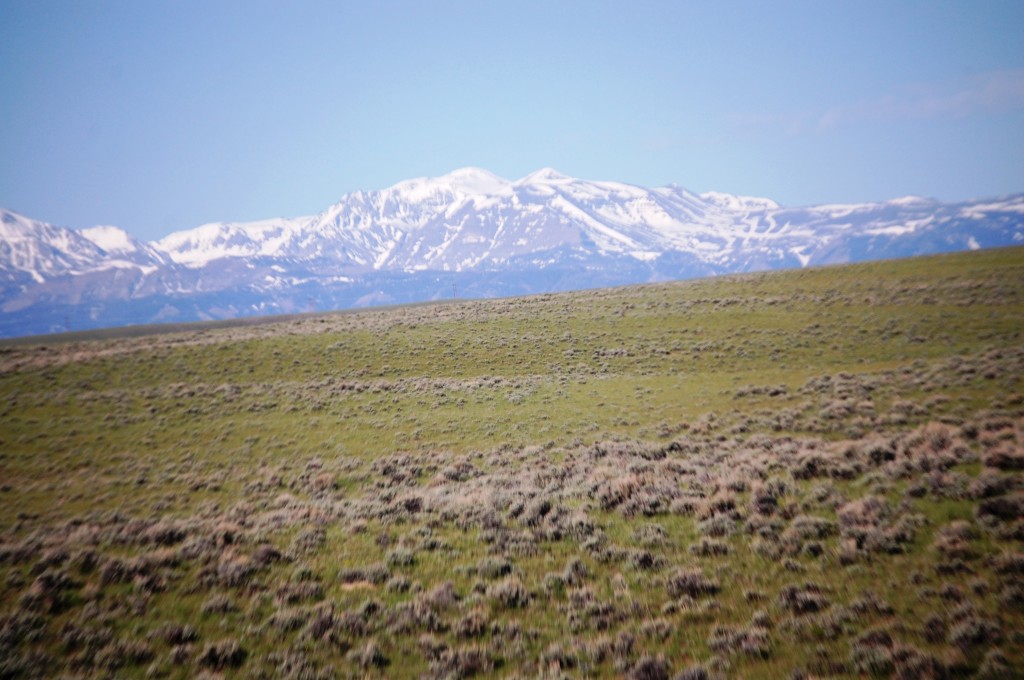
[1,247,1022,678]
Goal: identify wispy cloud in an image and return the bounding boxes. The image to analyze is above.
[732,69,1024,135]
[817,69,1024,131]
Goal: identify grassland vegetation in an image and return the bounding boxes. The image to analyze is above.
[0,247,1022,677]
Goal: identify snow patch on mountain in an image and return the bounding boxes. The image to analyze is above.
[887,195,935,207]
[700,191,780,212]
[80,225,137,253]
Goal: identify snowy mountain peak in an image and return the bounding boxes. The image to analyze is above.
[518,167,572,184]
[442,167,509,190]
[155,216,314,266]
[0,209,109,284]
[79,225,174,270]
[1,209,40,236]
[390,168,511,200]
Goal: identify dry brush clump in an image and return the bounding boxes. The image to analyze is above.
[665,568,720,600]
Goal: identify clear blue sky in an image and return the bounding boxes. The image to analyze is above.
[2,0,1022,241]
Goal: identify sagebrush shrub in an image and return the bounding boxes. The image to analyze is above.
[666,569,719,599]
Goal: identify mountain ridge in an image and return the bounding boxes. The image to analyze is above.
[2,168,1023,337]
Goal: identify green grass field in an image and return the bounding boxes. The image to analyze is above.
[1,247,1022,678]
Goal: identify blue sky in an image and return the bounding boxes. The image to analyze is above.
[2,0,1022,241]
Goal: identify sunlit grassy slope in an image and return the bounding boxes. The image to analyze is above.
[1,247,1022,678]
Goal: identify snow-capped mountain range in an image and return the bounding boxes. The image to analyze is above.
[2,167,1022,338]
